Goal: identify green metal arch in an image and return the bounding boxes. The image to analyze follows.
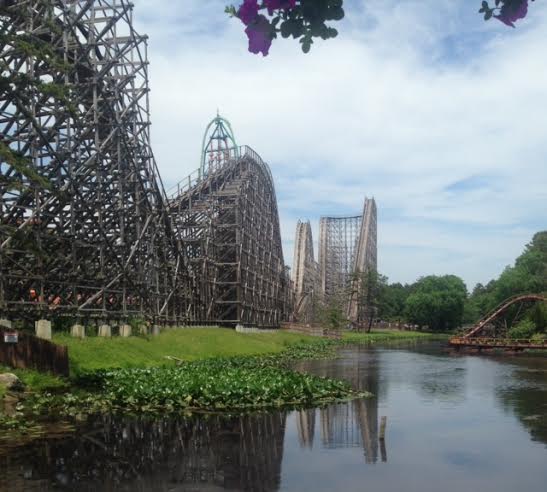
[200,114,239,179]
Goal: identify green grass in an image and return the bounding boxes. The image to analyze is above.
[2,329,447,390]
[342,329,450,343]
[53,328,318,373]
[0,365,67,393]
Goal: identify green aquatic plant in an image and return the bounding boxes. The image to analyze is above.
[67,354,364,414]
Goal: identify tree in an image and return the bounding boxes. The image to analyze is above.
[404,275,467,332]
[528,302,547,332]
[345,269,392,332]
[466,231,547,319]
[462,231,547,333]
[227,0,535,56]
[377,281,411,323]
[356,270,385,332]
[317,294,345,331]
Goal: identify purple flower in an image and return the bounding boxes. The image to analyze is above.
[238,0,259,26]
[264,0,297,16]
[245,15,273,56]
[495,0,528,27]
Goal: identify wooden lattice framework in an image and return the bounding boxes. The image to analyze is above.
[0,1,297,329]
[169,141,289,328]
[291,219,319,323]
[317,198,377,322]
[0,0,191,323]
[347,197,378,323]
[292,198,378,325]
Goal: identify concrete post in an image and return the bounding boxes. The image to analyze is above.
[0,319,12,329]
[152,325,161,336]
[98,325,111,337]
[71,324,85,338]
[119,324,132,337]
[35,319,52,340]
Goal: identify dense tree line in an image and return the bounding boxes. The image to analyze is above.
[375,231,547,334]
[375,274,467,332]
[465,231,547,338]
[466,231,547,318]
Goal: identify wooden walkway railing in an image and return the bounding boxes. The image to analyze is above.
[280,323,342,339]
[449,336,547,350]
[0,328,69,377]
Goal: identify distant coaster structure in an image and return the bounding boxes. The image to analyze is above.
[291,198,378,326]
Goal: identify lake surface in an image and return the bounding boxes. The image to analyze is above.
[2,341,547,491]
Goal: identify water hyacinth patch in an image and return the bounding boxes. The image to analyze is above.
[71,358,365,413]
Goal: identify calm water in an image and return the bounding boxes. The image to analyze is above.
[2,342,547,491]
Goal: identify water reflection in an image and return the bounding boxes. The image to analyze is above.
[295,409,314,449]
[2,344,547,492]
[495,358,547,446]
[294,346,383,463]
[0,413,286,492]
[295,399,381,463]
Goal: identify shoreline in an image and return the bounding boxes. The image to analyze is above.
[1,329,445,445]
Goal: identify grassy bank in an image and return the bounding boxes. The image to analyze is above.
[0,365,68,393]
[11,336,363,425]
[2,328,447,439]
[54,328,317,373]
[4,329,447,385]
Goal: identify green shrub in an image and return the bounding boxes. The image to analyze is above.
[508,319,536,339]
[531,333,547,343]
[528,302,547,332]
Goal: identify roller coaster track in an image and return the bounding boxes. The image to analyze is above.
[463,294,546,338]
[449,294,547,350]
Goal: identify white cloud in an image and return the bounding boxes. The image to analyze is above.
[132,0,547,289]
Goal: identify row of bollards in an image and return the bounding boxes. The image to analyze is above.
[0,318,163,341]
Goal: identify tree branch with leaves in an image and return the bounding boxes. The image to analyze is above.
[227,0,537,56]
[226,0,344,55]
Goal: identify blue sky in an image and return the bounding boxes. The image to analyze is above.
[132,0,547,289]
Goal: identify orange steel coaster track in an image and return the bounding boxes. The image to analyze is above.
[449,294,547,351]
